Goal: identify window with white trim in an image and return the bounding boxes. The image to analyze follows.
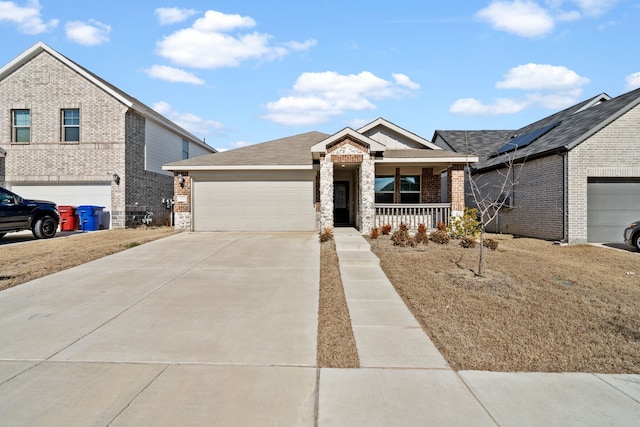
[12,109,30,143]
[61,109,80,142]
[182,139,189,160]
[374,176,394,203]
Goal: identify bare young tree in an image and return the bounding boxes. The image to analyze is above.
[466,141,525,276]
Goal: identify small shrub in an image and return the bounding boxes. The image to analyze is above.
[429,229,450,244]
[414,223,429,245]
[319,226,334,242]
[459,236,477,248]
[391,223,416,247]
[483,238,499,250]
[370,227,380,239]
[436,221,447,231]
[381,224,392,235]
[125,241,140,248]
[447,207,481,239]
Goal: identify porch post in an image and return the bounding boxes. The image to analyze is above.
[319,155,334,231]
[360,155,375,234]
[447,165,465,215]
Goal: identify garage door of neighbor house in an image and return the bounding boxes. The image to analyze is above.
[9,183,112,227]
[192,171,316,231]
[587,179,640,243]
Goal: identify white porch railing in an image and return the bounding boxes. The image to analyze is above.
[374,204,451,231]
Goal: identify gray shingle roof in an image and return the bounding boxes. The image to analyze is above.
[433,130,514,161]
[383,148,472,159]
[442,88,640,171]
[165,131,330,168]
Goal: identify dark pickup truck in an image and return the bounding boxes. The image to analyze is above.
[0,186,59,239]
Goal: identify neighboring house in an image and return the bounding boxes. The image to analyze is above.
[0,42,215,228]
[433,88,640,244]
[164,118,477,234]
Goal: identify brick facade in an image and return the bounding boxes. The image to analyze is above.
[0,47,199,229]
[479,155,565,240]
[447,165,465,213]
[421,167,441,203]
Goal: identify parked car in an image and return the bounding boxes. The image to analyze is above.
[624,220,640,251]
[0,186,59,239]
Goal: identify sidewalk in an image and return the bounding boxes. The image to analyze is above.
[328,227,640,426]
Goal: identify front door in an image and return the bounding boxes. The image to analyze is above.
[334,181,350,225]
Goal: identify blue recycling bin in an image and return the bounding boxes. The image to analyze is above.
[77,205,105,231]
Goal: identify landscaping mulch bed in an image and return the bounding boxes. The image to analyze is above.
[369,234,640,373]
[317,239,360,368]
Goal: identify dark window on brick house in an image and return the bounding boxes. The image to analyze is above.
[61,109,80,142]
[12,109,30,143]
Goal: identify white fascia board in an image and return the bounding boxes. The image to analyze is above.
[357,117,442,150]
[163,164,313,171]
[375,156,479,164]
[311,127,386,153]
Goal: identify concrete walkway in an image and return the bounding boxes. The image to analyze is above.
[0,230,639,426]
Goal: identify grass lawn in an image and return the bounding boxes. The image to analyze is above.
[369,234,640,373]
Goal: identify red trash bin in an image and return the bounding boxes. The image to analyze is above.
[58,205,79,231]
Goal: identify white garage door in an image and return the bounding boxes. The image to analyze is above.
[192,172,316,231]
[9,183,112,227]
[587,179,640,243]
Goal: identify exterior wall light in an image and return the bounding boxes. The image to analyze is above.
[112,173,120,185]
[177,173,185,188]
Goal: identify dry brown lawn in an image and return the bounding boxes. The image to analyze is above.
[0,228,175,291]
[369,234,640,373]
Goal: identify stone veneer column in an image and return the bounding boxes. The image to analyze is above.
[447,165,465,214]
[360,157,375,234]
[173,171,191,231]
[319,157,334,231]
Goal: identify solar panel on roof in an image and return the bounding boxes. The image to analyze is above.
[496,122,561,155]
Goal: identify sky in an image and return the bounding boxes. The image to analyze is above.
[0,0,639,151]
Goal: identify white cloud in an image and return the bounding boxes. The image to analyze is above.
[496,63,590,90]
[156,9,316,69]
[155,7,198,25]
[0,0,58,34]
[152,101,224,136]
[570,0,616,16]
[477,1,554,37]
[477,0,618,37]
[449,97,530,115]
[450,63,589,116]
[144,65,204,85]
[625,72,640,91]
[263,71,420,126]
[65,19,110,46]
[526,88,584,109]
[392,73,420,90]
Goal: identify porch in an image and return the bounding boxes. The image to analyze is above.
[374,203,451,231]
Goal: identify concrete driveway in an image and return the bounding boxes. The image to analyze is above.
[0,232,319,425]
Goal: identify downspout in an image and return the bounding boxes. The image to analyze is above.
[562,152,568,243]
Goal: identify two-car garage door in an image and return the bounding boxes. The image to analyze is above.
[191,171,316,231]
[587,179,640,242]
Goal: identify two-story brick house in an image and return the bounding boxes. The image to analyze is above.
[0,42,215,228]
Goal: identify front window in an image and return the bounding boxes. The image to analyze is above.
[61,109,80,142]
[12,109,30,143]
[182,139,189,160]
[375,176,394,203]
[400,175,421,203]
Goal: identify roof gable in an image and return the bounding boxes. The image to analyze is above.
[311,128,385,155]
[358,117,442,150]
[0,42,213,153]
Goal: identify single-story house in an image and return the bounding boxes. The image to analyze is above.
[433,87,640,244]
[164,118,478,234]
[0,42,215,227]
